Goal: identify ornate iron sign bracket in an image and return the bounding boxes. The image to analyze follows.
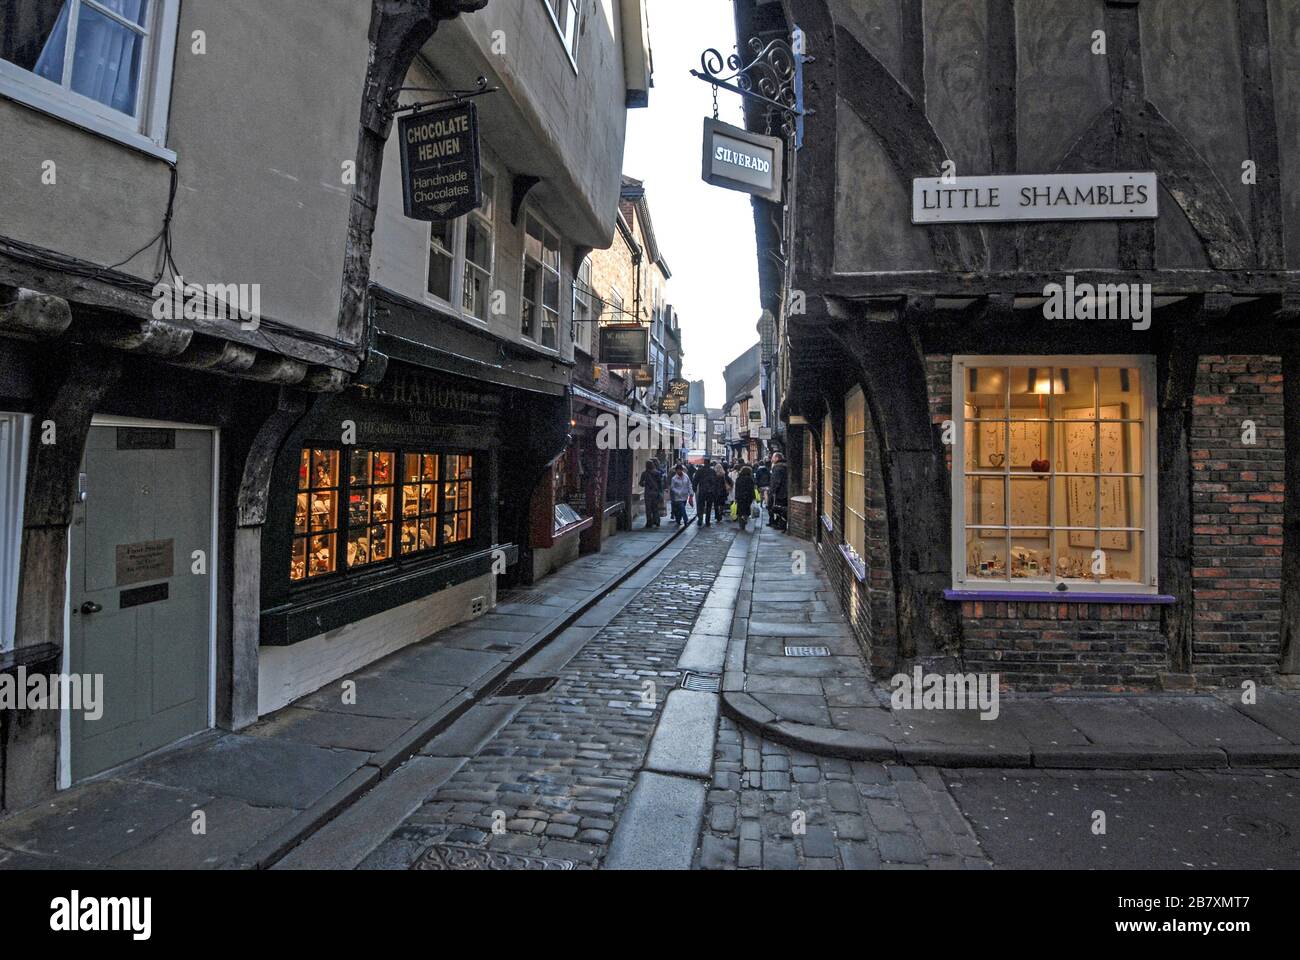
[690,28,812,148]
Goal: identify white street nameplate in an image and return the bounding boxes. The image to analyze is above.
[911,172,1158,224]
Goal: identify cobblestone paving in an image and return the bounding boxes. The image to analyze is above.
[359,523,736,869]
[695,717,991,870]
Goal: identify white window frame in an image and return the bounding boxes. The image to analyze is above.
[521,209,562,353]
[572,255,593,354]
[0,0,180,161]
[424,162,496,326]
[540,0,581,68]
[0,413,31,652]
[950,355,1159,596]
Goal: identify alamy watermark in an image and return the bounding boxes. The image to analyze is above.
[0,669,103,720]
[151,275,261,330]
[890,668,1000,720]
[1043,275,1151,331]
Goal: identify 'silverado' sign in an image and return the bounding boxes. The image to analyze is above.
[399,101,482,221]
[701,117,783,203]
[911,172,1159,224]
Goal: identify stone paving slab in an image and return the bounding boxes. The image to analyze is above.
[644,690,719,778]
[605,772,707,870]
[127,734,370,810]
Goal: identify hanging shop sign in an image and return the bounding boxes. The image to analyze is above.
[911,172,1158,224]
[399,101,482,221]
[599,324,650,367]
[633,367,655,387]
[701,117,783,203]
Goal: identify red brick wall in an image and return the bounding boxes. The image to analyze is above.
[1190,355,1284,682]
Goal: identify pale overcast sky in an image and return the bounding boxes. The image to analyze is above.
[622,0,764,409]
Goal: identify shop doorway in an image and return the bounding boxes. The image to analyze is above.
[66,420,216,783]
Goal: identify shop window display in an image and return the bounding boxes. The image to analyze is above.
[954,360,1153,592]
[292,447,475,582]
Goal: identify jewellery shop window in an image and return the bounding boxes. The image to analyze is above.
[291,447,477,583]
[952,358,1157,594]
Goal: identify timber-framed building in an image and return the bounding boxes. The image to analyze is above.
[737,0,1300,689]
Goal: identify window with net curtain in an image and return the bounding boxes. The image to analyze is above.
[1,0,154,120]
[953,358,1155,593]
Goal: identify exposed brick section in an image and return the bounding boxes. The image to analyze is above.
[1190,355,1285,682]
[960,601,1166,692]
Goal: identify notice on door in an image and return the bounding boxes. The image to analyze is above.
[115,539,174,587]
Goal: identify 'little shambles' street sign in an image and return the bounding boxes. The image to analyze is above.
[911,172,1158,224]
[399,101,482,221]
[701,117,783,203]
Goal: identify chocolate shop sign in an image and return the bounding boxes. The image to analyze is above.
[399,101,482,221]
[911,172,1158,224]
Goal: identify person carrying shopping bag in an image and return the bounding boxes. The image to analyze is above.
[734,465,757,530]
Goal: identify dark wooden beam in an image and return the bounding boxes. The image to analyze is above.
[338,0,489,347]
[829,309,962,672]
[15,348,122,653]
[1155,297,1215,676]
[1237,0,1287,269]
[812,269,1295,301]
[1282,344,1300,674]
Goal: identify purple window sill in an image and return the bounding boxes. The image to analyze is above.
[944,589,1175,605]
[838,544,867,583]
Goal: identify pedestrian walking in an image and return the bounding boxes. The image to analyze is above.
[640,457,664,528]
[769,452,789,530]
[711,461,727,522]
[669,463,693,526]
[734,465,757,530]
[726,462,740,520]
[693,458,714,527]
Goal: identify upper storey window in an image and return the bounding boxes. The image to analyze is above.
[0,0,180,157]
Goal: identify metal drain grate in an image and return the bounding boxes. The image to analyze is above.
[497,590,550,606]
[680,671,722,692]
[492,676,559,697]
[412,843,575,871]
[784,645,831,658]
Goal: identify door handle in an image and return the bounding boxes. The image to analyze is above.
[80,601,102,615]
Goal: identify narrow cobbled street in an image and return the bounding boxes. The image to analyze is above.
[274,518,987,870]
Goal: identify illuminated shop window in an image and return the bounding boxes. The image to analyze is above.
[844,387,866,565]
[291,447,476,583]
[820,413,833,527]
[952,358,1156,594]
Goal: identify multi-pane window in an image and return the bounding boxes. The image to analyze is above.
[293,449,341,581]
[821,414,833,526]
[953,357,1155,593]
[0,0,178,145]
[542,0,581,59]
[346,450,395,568]
[573,256,592,353]
[292,447,476,582]
[844,387,866,566]
[522,214,561,349]
[427,168,495,322]
[463,171,495,320]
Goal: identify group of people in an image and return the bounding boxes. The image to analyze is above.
[638,453,788,533]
